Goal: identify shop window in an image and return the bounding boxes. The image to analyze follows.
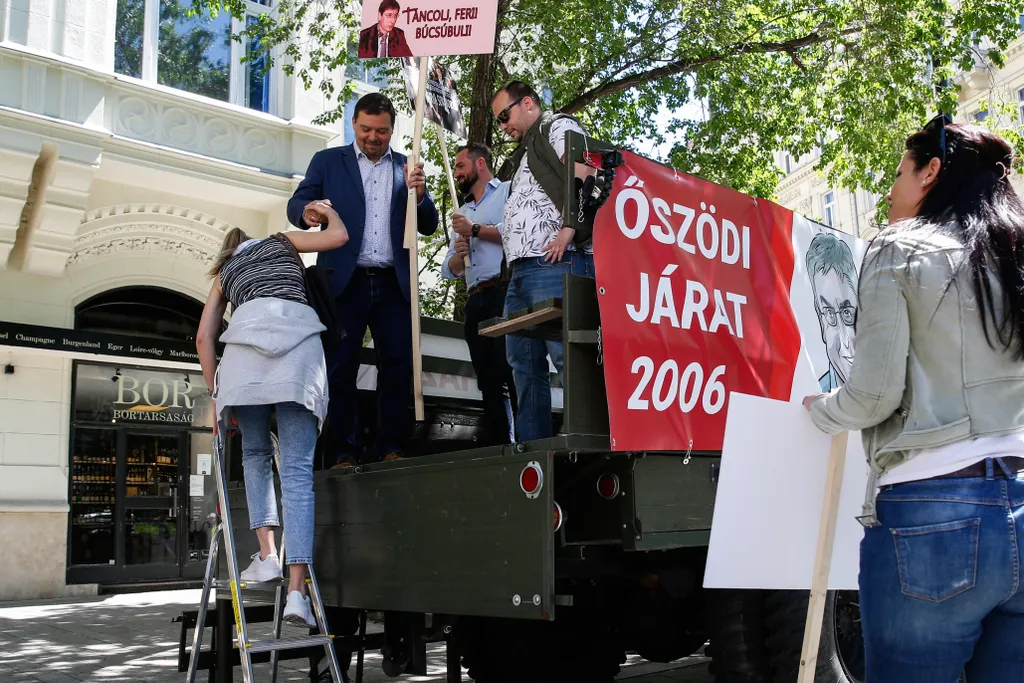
[69,428,117,566]
[114,0,276,114]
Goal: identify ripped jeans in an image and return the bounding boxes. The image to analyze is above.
[232,402,317,565]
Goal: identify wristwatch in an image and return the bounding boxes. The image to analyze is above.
[471,223,481,238]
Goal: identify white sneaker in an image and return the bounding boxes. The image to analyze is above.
[239,552,283,582]
[283,590,317,628]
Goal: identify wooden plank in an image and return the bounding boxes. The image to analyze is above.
[797,431,850,683]
[478,306,563,338]
[405,56,429,421]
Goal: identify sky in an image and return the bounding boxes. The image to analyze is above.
[629,98,707,162]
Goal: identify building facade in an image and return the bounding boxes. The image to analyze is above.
[0,0,450,600]
[774,25,1024,238]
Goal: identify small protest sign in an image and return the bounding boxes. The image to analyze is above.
[358,0,499,58]
[401,57,467,139]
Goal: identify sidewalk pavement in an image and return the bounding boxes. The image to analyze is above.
[0,590,712,683]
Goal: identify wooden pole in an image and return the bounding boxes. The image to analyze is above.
[797,431,850,683]
[405,55,429,422]
[436,126,468,268]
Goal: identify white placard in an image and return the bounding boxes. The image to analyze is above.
[189,474,205,497]
[702,215,872,590]
[197,454,212,476]
[704,392,868,590]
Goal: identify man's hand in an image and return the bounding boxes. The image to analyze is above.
[303,199,332,227]
[542,226,576,262]
[405,162,426,202]
[454,236,469,259]
[452,213,474,238]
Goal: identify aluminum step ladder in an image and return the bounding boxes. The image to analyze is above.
[185,425,344,683]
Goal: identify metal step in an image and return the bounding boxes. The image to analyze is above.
[213,578,285,592]
[244,634,333,653]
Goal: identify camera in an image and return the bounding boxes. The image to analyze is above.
[577,148,622,216]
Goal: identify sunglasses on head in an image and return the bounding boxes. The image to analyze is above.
[495,98,523,124]
[923,113,953,169]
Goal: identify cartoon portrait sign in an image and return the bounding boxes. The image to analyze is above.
[358,0,500,58]
[789,218,867,394]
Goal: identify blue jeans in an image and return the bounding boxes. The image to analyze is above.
[233,402,317,565]
[859,467,1024,683]
[504,252,594,442]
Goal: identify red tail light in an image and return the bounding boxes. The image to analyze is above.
[597,473,620,500]
[520,462,543,499]
[553,502,564,531]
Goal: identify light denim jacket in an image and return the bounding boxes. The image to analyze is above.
[809,222,1024,524]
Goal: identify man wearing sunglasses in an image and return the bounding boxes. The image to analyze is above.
[806,232,859,391]
[489,80,592,443]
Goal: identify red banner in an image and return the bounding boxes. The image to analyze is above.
[594,152,801,452]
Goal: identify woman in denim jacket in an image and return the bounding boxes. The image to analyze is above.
[195,201,347,628]
[805,120,1024,682]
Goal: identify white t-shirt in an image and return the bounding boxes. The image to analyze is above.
[879,432,1024,486]
[501,116,590,262]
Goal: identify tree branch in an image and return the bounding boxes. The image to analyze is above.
[560,25,864,114]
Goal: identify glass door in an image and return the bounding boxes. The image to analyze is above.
[183,431,219,577]
[120,431,182,578]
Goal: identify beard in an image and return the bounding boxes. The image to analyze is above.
[457,171,478,196]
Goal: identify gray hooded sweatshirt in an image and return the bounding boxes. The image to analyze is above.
[215,297,328,430]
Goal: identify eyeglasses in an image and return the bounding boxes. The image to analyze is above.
[495,98,523,124]
[924,113,953,169]
[820,304,857,328]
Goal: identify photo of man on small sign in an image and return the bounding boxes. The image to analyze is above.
[358,0,413,58]
[358,0,499,58]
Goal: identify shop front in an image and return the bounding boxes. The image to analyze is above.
[67,362,219,584]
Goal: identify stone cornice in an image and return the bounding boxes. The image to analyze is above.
[67,205,235,268]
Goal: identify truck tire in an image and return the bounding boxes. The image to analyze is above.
[705,590,773,683]
[764,590,864,683]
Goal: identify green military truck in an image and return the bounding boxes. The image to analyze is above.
[217,135,866,683]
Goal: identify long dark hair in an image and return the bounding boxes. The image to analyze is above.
[905,122,1024,358]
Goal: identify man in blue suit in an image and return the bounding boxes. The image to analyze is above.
[288,93,438,467]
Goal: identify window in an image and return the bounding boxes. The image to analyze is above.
[345,44,387,88]
[784,153,792,175]
[973,109,989,123]
[114,0,145,79]
[158,0,231,102]
[114,0,276,113]
[343,96,359,145]
[245,14,271,112]
[1018,87,1024,124]
[823,191,837,228]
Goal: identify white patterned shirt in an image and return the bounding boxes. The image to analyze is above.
[356,143,395,268]
[501,116,590,263]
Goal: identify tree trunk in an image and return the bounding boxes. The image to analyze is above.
[469,53,496,147]
[467,0,508,147]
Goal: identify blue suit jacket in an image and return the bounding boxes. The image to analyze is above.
[287,144,439,301]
